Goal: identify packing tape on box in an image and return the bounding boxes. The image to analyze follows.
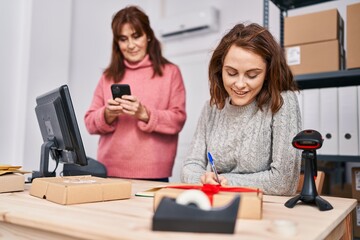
[176,189,211,211]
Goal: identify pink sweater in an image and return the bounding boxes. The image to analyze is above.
[84,55,186,178]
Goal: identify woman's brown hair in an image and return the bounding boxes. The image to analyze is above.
[104,6,170,82]
[208,23,298,113]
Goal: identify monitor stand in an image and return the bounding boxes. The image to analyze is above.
[29,140,57,182]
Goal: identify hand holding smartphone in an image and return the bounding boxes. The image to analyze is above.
[111,84,131,99]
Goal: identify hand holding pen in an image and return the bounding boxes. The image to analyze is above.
[201,152,228,185]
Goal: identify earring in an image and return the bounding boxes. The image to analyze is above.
[148,39,151,42]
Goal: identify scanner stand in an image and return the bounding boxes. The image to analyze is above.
[285,150,333,211]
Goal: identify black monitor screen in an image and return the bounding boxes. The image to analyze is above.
[32,85,87,179]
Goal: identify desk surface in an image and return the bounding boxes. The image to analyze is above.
[0,179,357,240]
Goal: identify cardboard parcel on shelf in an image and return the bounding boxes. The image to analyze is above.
[285,40,344,75]
[153,184,263,220]
[347,2,360,69]
[30,175,131,205]
[284,8,343,47]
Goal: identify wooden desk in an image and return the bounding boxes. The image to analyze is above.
[0,180,356,240]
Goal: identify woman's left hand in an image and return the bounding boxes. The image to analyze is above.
[116,95,149,123]
[200,172,228,186]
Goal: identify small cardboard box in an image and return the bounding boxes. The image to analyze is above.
[286,40,344,75]
[30,176,131,205]
[0,173,24,193]
[331,183,352,199]
[352,168,360,201]
[354,204,360,238]
[284,9,344,47]
[346,2,360,69]
[153,186,263,219]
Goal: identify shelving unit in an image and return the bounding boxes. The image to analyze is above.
[300,69,360,163]
[296,69,360,89]
[318,154,360,162]
[265,0,360,164]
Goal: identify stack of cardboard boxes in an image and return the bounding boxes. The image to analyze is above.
[284,9,345,75]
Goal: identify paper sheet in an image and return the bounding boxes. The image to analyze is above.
[0,165,31,176]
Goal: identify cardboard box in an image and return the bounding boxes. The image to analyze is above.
[30,176,131,205]
[284,9,344,47]
[354,204,360,238]
[331,183,352,199]
[0,173,24,193]
[346,2,360,69]
[154,186,263,219]
[352,168,360,201]
[286,40,344,75]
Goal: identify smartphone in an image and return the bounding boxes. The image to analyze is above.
[111,84,131,99]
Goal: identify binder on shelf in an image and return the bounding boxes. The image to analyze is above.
[302,89,320,131]
[319,88,339,155]
[338,86,358,156]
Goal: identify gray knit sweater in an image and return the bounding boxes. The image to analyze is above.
[181,91,302,196]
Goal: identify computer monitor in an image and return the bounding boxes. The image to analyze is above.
[31,85,87,180]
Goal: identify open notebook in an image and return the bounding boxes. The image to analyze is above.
[135,185,167,197]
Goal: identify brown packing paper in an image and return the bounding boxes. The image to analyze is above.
[0,165,31,176]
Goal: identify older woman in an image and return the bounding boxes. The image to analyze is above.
[85,6,186,182]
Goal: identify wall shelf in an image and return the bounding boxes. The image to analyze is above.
[296,69,360,89]
[270,0,335,11]
[318,154,360,163]
[298,69,360,164]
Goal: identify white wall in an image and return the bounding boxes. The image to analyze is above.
[1,0,358,182]
[0,0,31,166]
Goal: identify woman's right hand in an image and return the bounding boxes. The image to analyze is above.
[200,172,228,186]
[104,98,124,124]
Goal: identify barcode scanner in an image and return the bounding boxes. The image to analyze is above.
[292,129,323,150]
[292,129,323,179]
[285,129,333,211]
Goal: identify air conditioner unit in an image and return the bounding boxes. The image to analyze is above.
[159,7,219,40]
